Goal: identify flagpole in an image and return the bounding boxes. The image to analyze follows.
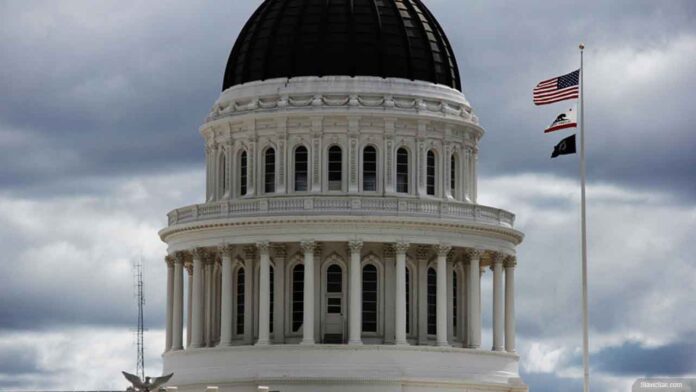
[579,43,590,392]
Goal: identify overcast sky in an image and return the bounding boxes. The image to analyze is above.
[0,1,695,391]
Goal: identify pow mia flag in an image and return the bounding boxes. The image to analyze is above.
[551,134,577,158]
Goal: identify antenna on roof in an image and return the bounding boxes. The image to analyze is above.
[133,254,146,380]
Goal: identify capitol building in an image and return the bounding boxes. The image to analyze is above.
[159,0,526,391]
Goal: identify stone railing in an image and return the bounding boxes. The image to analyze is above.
[167,196,515,228]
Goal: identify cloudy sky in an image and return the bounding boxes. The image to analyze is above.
[0,1,695,391]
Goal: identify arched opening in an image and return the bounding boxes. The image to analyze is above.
[427,267,436,335]
[450,153,458,197]
[220,153,227,195]
[427,150,436,196]
[294,146,308,192]
[264,147,276,193]
[396,148,409,193]
[325,264,344,343]
[292,264,304,332]
[363,146,377,191]
[240,151,248,196]
[236,267,245,335]
[362,264,378,333]
[328,146,342,191]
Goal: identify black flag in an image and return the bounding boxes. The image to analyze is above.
[551,134,577,158]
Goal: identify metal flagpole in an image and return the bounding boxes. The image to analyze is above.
[579,43,590,392]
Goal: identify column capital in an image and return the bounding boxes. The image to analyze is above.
[256,241,271,255]
[218,244,235,258]
[184,262,193,275]
[174,251,188,264]
[394,241,410,256]
[504,256,517,268]
[435,243,452,257]
[348,240,364,253]
[464,248,484,260]
[415,244,429,260]
[490,252,507,270]
[191,247,208,260]
[165,255,175,267]
[300,240,317,253]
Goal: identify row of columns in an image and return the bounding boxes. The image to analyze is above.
[164,242,516,353]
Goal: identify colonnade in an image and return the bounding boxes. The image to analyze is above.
[163,241,516,353]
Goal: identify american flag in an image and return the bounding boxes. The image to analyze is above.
[533,70,580,105]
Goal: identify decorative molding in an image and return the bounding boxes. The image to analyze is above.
[415,245,430,260]
[464,248,483,261]
[436,243,452,257]
[256,241,270,254]
[300,240,317,253]
[504,256,517,269]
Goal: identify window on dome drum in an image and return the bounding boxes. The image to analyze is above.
[450,154,457,196]
[362,265,378,333]
[363,146,377,191]
[236,267,245,335]
[220,154,227,195]
[294,146,308,192]
[427,150,436,196]
[328,146,342,191]
[327,264,342,293]
[406,267,411,335]
[270,265,274,334]
[292,264,304,332]
[452,270,457,336]
[264,148,276,193]
[427,267,436,335]
[240,151,248,196]
[396,148,409,193]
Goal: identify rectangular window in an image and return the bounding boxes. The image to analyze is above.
[292,265,304,332]
[363,146,377,191]
[328,146,342,191]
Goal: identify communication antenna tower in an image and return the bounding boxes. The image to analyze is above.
[133,257,146,380]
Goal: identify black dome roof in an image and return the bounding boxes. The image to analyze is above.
[223,0,462,91]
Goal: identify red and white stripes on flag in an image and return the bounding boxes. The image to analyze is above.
[533,69,579,105]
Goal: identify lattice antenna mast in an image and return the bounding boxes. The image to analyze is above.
[133,257,146,380]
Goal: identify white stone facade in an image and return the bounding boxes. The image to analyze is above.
[159,76,526,391]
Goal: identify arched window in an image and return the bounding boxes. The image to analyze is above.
[264,148,276,193]
[240,151,248,196]
[220,154,227,195]
[396,148,409,193]
[292,264,304,332]
[363,146,377,191]
[362,264,378,333]
[236,267,245,335]
[427,150,436,196]
[327,264,342,293]
[406,266,411,334]
[294,146,308,192]
[450,153,457,197]
[452,270,457,336]
[328,146,342,191]
[427,267,436,335]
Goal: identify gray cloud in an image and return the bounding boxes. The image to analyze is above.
[591,339,696,377]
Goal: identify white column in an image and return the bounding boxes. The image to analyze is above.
[436,244,451,346]
[394,242,410,345]
[219,246,234,346]
[257,241,271,345]
[466,249,482,349]
[348,240,363,345]
[505,256,517,353]
[190,248,205,348]
[273,245,287,344]
[492,254,505,351]
[204,255,213,346]
[164,256,174,352]
[172,253,184,351]
[301,241,316,344]
[186,263,193,347]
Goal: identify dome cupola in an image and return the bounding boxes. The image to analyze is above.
[223,0,461,91]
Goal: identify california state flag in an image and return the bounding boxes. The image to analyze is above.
[545,106,577,133]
